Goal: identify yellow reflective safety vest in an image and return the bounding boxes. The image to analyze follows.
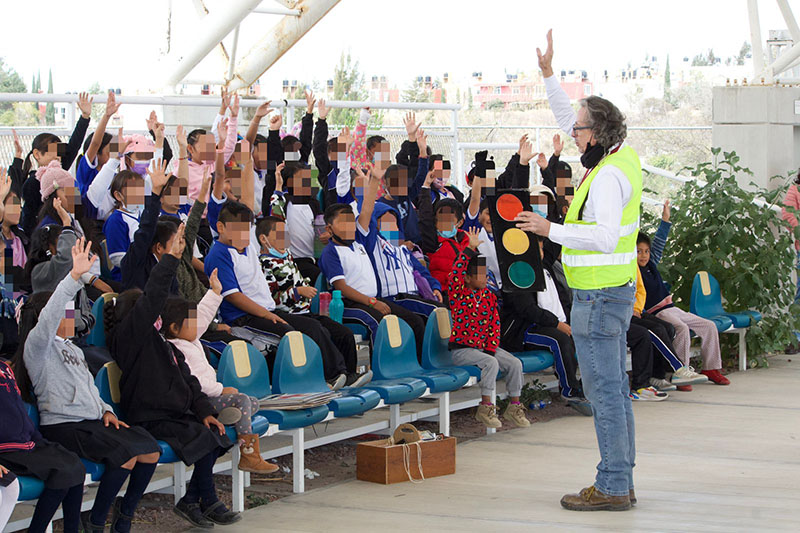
[561,145,642,290]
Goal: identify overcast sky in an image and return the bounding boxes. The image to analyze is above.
[0,0,792,93]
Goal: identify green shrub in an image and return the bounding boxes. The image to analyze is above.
[640,149,800,367]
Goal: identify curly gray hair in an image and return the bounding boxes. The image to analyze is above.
[579,96,627,148]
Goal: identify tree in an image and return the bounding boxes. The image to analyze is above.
[328,51,367,127]
[707,48,716,65]
[663,55,672,104]
[87,81,104,122]
[0,57,26,112]
[402,78,432,103]
[736,41,751,66]
[467,87,473,110]
[45,68,55,125]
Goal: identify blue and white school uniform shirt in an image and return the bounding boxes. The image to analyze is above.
[204,227,276,323]
[103,209,140,281]
[286,202,315,260]
[356,218,440,298]
[319,241,378,298]
[477,227,502,290]
[76,156,100,219]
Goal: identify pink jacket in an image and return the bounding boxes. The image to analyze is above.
[168,290,224,397]
[782,184,800,250]
[187,115,239,203]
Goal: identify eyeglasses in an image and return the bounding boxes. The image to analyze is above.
[572,125,592,132]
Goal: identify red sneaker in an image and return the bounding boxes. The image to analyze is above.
[701,369,730,385]
[676,385,693,392]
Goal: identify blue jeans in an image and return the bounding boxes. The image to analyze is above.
[570,283,636,496]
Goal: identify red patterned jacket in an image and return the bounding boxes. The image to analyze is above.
[447,248,500,354]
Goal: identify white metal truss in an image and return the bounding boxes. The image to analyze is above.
[159,0,340,93]
[748,0,800,82]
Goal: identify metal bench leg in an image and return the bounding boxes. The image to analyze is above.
[292,428,305,494]
[739,329,747,371]
[389,403,401,430]
[244,471,251,488]
[438,392,451,437]
[45,523,53,533]
[487,388,497,435]
[231,445,244,513]
[173,463,187,504]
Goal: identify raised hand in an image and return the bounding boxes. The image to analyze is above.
[198,167,212,200]
[519,138,535,165]
[176,124,187,151]
[553,133,564,156]
[219,87,230,115]
[404,112,420,142]
[536,153,548,170]
[467,226,483,250]
[318,98,329,120]
[53,197,71,226]
[217,117,229,147]
[254,100,273,119]
[229,93,240,118]
[424,170,436,188]
[146,110,158,133]
[416,128,428,156]
[70,237,98,280]
[111,127,132,159]
[168,223,186,258]
[338,125,352,148]
[12,128,22,159]
[148,158,170,195]
[0,168,11,201]
[662,199,671,222]
[305,89,316,114]
[518,133,529,155]
[153,121,165,145]
[77,91,93,119]
[275,161,285,192]
[209,268,223,295]
[105,90,121,117]
[269,113,282,131]
[537,29,554,77]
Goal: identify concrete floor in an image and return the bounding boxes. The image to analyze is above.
[226,356,800,532]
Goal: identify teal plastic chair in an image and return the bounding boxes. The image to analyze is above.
[17,476,45,501]
[690,271,762,330]
[420,308,481,379]
[511,350,555,373]
[216,340,329,429]
[24,403,105,482]
[87,292,117,347]
[272,332,380,418]
[371,315,470,394]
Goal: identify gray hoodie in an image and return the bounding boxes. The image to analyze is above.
[24,274,113,426]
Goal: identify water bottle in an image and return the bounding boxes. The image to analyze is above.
[529,398,551,410]
[329,290,344,324]
[319,292,332,317]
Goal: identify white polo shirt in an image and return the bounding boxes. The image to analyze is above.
[319,240,378,298]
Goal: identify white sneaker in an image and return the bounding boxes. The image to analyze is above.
[671,366,709,385]
[631,386,668,401]
[648,377,677,392]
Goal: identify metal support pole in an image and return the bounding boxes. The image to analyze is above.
[173,463,187,503]
[739,329,748,371]
[451,108,461,191]
[748,0,768,80]
[231,446,244,512]
[776,0,800,42]
[226,25,241,83]
[389,403,401,430]
[438,393,451,437]
[292,428,305,493]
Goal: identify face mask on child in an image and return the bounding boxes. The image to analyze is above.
[132,160,150,176]
[126,204,145,218]
[437,227,457,239]
[380,230,400,244]
[268,247,288,259]
[531,204,548,218]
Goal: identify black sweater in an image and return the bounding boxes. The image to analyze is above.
[112,255,215,424]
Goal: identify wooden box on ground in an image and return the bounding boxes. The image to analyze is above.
[356,436,456,484]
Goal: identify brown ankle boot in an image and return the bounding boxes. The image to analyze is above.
[630,489,637,505]
[560,486,631,511]
[237,434,279,474]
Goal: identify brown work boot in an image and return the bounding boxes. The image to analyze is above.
[475,403,502,428]
[560,485,632,511]
[238,434,279,474]
[630,489,637,505]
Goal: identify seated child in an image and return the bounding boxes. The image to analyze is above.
[318,196,427,356]
[638,201,729,385]
[257,216,372,388]
[354,165,444,318]
[418,180,471,295]
[13,239,160,533]
[102,169,146,281]
[162,269,278,474]
[448,228,529,429]
[0,359,85,533]
[105,232,240,528]
[0,463,18,531]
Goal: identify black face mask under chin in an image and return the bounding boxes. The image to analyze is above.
[332,233,354,246]
[580,142,607,170]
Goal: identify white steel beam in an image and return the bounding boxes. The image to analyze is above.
[226,25,241,82]
[254,5,300,15]
[776,0,800,42]
[226,0,341,92]
[159,0,262,91]
[748,0,767,80]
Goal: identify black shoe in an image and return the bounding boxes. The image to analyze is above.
[202,500,241,525]
[345,370,372,388]
[174,498,214,529]
[111,496,134,533]
[81,512,105,533]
